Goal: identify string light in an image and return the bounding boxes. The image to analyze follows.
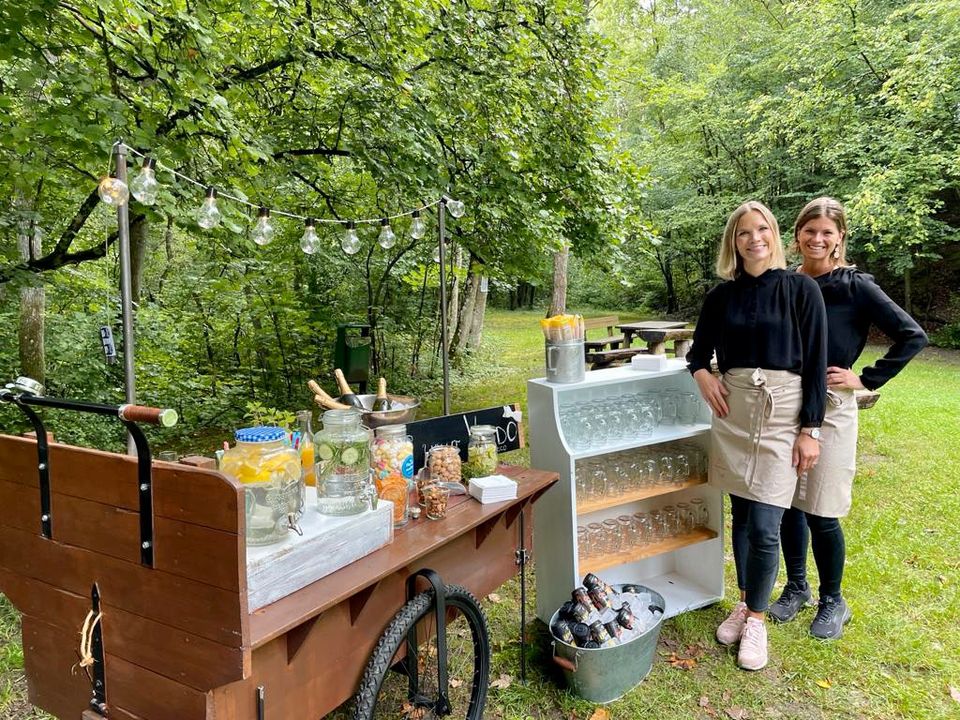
[300,218,320,254]
[341,222,360,255]
[98,176,129,206]
[410,210,426,240]
[378,219,396,250]
[101,143,466,257]
[130,158,159,205]
[196,187,221,229]
[252,207,275,246]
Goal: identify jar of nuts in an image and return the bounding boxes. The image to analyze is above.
[426,445,462,485]
[423,483,450,520]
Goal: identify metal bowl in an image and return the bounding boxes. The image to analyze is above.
[338,393,420,428]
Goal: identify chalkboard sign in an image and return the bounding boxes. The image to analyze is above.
[406,404,524,472]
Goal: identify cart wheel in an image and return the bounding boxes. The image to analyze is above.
[353,584,489,720]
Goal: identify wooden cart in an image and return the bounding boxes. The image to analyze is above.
[0,434,556,719]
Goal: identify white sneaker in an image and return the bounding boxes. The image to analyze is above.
[737,617,768,671]
[716,601,748,645]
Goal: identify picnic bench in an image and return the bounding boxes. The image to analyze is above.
[582,315,625,352]
[585,319,694,369]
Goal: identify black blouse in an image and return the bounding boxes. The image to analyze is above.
[807,267,928,390]
[687,268,827,427]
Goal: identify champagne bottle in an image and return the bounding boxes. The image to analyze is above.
[373,377,390,412]
[333,369,365,409]
[307,380,350,410]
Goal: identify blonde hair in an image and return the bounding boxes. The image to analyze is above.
[716,201,786,280]
[793,196,850,267]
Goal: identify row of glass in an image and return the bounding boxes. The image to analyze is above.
[574,443,707,502]
[578,497,710,560]
[560,389,705,451]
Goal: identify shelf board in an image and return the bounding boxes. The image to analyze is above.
[570,423,710,459]
[580,527,718,575]
[576,477,708,515]
[529,360,690,391]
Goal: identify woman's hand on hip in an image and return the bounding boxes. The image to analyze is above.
[693,369,729,417]
[793,433,820,477]
[827,366,865,390]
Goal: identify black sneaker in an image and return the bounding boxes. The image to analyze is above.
[809,595,852,640]
[768,582,813,623]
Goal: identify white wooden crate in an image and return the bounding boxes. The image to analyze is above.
[246,487,394,611]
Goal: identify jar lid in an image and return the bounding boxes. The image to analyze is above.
[469,424,496,435]
[322,408,362,423]
[375,424,407,438]
[235,426,286,443]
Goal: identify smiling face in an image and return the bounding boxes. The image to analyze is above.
[734,210,774,270]
[797,215,844,264]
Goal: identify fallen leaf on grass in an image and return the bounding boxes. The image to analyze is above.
[489,673,512,690]
[724,707,749,720]
[816,679,833,689]
[588,709,610,720]
[401,701,428,719]
[949,686,960,703]
[699,696,710,708]
[937,575,948,585]
[449,678,463,688]
[722,690,732,703]
[667,652,698,670]
[486,593,502,603]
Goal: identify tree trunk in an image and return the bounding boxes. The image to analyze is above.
[467,274,488,350]
[548,245,569,316]
[453,256,481,353]
[446,245,461,345]
[18,221,45,385]
[129,214,148,305]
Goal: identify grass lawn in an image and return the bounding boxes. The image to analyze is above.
[1,308,958,719]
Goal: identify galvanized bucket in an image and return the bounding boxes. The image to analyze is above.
[550,585,666,704]
[544,340,585,384]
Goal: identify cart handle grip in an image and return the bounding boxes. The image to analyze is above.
[119,404,179,427]
[550,641,580,673]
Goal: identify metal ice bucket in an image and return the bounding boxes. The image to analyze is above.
[545,340,585,384]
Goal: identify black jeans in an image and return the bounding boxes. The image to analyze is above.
[729,494,786,613]
[780,506,845,599]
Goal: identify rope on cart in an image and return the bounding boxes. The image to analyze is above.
[74,609,103,677]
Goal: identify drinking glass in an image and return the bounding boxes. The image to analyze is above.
[662,505,679,537]
[577,526,589,557]
[673,451,692,486]
[659,389,679,426]
[639,457,658,489]
[649,509,665,540]
[677,392,699,425]
[658,455,675,486]
[618,515,636,548]
[632,511,652,545]
[676,501,694,533]
[587,522,604,556]
[602,518,621,553]
[690,497,709,528]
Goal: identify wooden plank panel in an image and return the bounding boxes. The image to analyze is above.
[0,523,245,648]
[21,615,93,720]
[103,603,247,692]
[0,477,40,533]
[0,568,90,635]
[105,654,209,719]
[0,436,242,532]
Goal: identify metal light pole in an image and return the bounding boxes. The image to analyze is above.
[114,143,138,455]
[437,199,451,416]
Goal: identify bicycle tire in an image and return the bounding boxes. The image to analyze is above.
[353,584,490,720]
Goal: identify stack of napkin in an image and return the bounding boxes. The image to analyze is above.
[468,474,518,504]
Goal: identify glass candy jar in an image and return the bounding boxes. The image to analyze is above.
[462,424,498,480]
[373,424,414,527]
[221,426,302,546]
[314,409,374,516]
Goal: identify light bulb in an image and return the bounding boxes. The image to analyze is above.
[378,219,396,249]
[197,187,221,229]
[341,222,360,255]
[300,219,320,254]
[433,243,442,263]
[410,210,426,240]
[252,207,275,246]
[445,197,465,219]
[98,176,129,206]
[130,158,160,205]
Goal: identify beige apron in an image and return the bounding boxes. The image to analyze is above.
[792,388,858,517]
[709,368,804,509]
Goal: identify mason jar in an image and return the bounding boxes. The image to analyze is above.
[373,424,414,527]
[463,424,498,480]
[221,426,301,546]
[314,409,374,516]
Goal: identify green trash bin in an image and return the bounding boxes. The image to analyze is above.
[550,585,666,704]
[334,323,372,393]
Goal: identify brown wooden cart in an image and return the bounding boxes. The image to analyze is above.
[0,433,556,719]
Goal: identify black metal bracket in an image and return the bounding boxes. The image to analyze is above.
[122,421,154,566]
[256,685,265,720]
[405,568,451,716]
[89,583,108,715]
[4,394,52,538]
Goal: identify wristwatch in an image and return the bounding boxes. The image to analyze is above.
[800,427,822,440]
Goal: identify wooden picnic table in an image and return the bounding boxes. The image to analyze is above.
[617,321,693,357]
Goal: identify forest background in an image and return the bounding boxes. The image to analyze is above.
[1,0,959,450]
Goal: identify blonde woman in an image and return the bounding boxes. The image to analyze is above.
[687,200,827,670]
[768,197,928,638]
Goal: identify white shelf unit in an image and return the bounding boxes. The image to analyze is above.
[529,361,724,622]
